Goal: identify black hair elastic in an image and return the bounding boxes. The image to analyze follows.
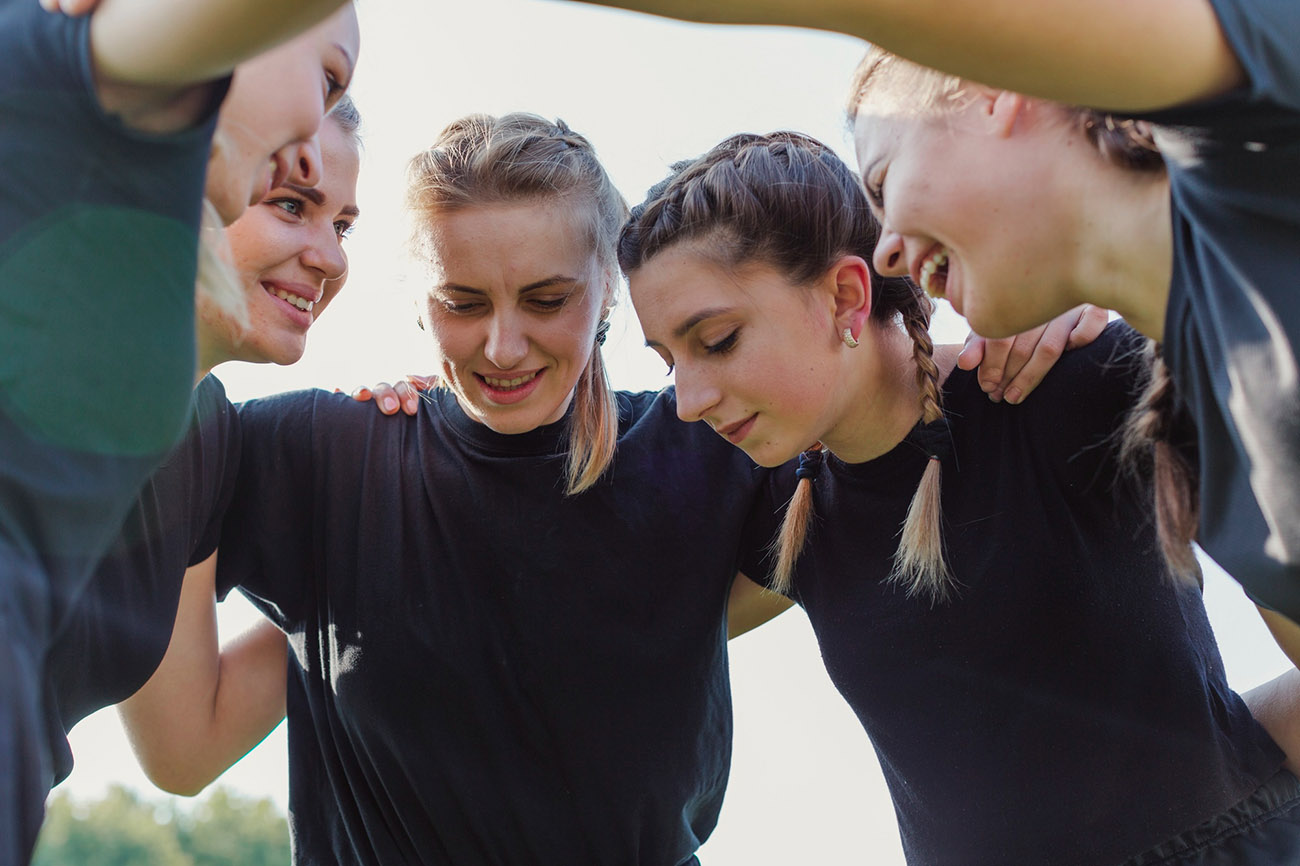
[906,417,953,463]
[595,319,610,346]
[795,447,824,482]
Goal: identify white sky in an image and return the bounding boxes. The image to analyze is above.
[54,2,1294,863]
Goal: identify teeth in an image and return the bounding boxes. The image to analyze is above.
[484,372,538,389]
[268,287,314,312]
[918,249,948,298]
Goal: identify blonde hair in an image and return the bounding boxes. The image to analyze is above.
[406,113,627,495]
[619,131,952,600]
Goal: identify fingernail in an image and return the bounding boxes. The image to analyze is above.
[989,389,1004,403]
[381,396,398,412]
[981,376,999,393]
[1004,388,1022,405]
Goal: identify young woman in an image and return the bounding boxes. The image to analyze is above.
[124,111,1091,863]
[47,98,362,801]
[621,130,1300,865]
[563,0,1300,670]
[2,1,359,859]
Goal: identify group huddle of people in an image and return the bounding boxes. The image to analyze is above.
[4,0,1300,863]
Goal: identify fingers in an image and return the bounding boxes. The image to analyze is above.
[955,332,986,372]
[394,381,421,416]
[1065,304,1109,349]
[40,0,99,15]
[966,330,1040,401]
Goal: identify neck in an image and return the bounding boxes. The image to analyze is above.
[1069,168,1172,340]
[194,329,227,386]
[821,323,956,464]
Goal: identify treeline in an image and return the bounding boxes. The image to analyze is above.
[34,785,289,866]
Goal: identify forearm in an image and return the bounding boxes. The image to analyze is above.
[119,552,286,795]
[1243,668,1300,778]
[564,0,1240,111]
[90,0,349,88]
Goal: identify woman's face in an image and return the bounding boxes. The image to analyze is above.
[199,115,360,366]
[853,92,1084,338]
[629,246,849,468]
[207,5,360,225]
[420,201,610,435]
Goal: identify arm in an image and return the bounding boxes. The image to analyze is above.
[728,572,794,639]
[118,550,287,796]
[563,0,1242,111]
[1242,667,1300,778]
[88,0,349,90]
[954,304,1111,404]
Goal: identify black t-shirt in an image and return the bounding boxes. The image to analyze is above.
[44,375,240,784]
[1131,0,1300,617]
[218,387,765,866]
[741,324,1283,866]
[0,0,228,636]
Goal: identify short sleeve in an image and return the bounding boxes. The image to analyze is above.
[217,391,320,628]
[1207,0,1300,111]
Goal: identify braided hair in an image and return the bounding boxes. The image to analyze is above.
[621,131,953,599]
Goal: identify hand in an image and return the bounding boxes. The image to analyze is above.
[344,375,437,417]
[39,0,100,15]
[957,304,1108,404]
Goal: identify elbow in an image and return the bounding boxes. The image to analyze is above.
[139,756,221,798]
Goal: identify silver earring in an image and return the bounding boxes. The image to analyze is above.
[841,327,860,348]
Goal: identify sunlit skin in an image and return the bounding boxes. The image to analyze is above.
[197,115,359,373]
[206,4,360,224]
[630,244,932,468]
[854,88,1171,339]
[419,201,613,435]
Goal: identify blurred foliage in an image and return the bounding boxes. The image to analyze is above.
[33,785,290,866]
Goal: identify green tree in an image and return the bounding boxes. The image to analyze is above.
[34,787,188,866]
[33,785,290,866]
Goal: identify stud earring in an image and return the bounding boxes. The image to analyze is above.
[841,327,860,349]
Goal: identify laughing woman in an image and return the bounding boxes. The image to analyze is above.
[622,130,1300,866]
[561,0,1300,672]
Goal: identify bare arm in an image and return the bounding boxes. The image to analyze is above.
[118,551,287,796]
[1243,667,1300,778]
[728,572,794,639]
[563,0,1243,111]
[88,0,349,90]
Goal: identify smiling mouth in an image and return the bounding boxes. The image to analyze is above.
[918,248,949,298]
[265,285,315,313]
[479,371,539,391]
[716,414,757,444]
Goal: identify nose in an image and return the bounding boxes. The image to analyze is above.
[284,136,323,188]
[484,310,529,370]
[672,363,721,424]
[873,227,908,278]
[301,223,348,283]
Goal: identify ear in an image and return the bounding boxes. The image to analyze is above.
[987,90,1026,138]
[829,255,872,342]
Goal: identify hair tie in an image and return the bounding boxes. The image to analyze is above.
[795,448,824,482]
[906,416,952,463]
[595,318,610,346]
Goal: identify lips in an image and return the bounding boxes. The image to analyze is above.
[262,281,320,327]
[475,369,545,405]
[716,413,757,445]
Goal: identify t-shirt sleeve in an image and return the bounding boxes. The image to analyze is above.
[217,391,320,629]
[1017,320,1148,492]
[1206,0,1300,111]
[738,465,797,596]
[188,379,241,600]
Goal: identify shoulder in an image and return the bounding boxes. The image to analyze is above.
[0,2,87,95]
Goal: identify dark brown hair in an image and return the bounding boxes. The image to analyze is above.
[620,131,951,599]
[406,113,627,495]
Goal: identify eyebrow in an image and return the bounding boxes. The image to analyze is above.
[644,306,735,348]
[335,43,357,80]
[284,184,361,219]
[434,275,581,295]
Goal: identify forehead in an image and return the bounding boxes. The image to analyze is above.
[319,123,360,198]
[425,201,595,284]
[852,109,916,172]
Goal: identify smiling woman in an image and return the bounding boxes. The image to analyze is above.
[0,0,357,860]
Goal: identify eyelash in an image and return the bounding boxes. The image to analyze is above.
[705,330,739,356]
[334,220,354,240]
[865,174,886,210]
[269,196,304,217]
[436,296,570,315]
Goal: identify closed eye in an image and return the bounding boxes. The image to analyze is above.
[704,330,739,355]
